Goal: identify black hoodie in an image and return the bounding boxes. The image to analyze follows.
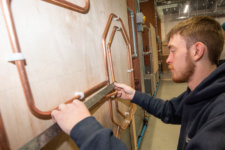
[70,63,225,150]
[132,63,225,150]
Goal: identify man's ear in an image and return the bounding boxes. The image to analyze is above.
[193,42,205,61]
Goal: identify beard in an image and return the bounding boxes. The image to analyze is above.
[172,52,196,83]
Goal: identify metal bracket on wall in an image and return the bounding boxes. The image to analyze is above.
[18,83,115,150]
[42,0,90,13]
[0,0,106,119]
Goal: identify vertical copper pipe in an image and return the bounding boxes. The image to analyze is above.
[1,0,107,119]
[115,98,126,118]
[107,26,118,83]
[116,126,120,138]
[118,18,130,43]
[107,26,127,119]
[105,22,134,132]
[102,13,130,84]
[108,98,133,131]
[102,14,117,84]
[0,111,10,150]
[42,0,89,13]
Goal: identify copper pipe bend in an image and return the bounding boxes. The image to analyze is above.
[102,13,130,84]
[1,0,106,119]
[42,0,90,13]
[103,14,135,134]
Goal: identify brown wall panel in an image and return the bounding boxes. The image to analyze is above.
[0,0,134,149]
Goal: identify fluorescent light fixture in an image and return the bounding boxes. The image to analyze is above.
[177,16,188,19]
[183,4,189,13]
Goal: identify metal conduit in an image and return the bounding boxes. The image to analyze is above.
[127,7,138,58]
[42,0,90,13]
[1,0,107,119]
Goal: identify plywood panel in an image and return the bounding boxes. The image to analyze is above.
[149,23,159,75]
[0,0,133,149]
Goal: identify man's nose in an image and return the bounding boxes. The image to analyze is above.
[166,54,172,64]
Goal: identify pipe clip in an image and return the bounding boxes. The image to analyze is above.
[75,92,85,99]
[124,112,129,116]
[7,52,25,62]
[116,27,121,31]
[113,16,120,21]
[127,69,134,73]
[125,120,130,124]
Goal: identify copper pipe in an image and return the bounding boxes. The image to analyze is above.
[107,26,118,83]
[114,98,125,118]
[107,27,128,119]
[103,14,135,133]
[106,90,125,119]
[102,13,130,84]
[106,25,134,123]
[105,90,118,99]
[0,111,10,150]
[102,14,117,84]
[42,0,89,13]
[106,25,134,130]
[1,0,107,119]
[116,126,120,138]
[108,98,133,131]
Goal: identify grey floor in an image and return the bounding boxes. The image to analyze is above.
[139,73,187,150]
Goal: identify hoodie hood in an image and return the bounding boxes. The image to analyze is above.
[184,63,225,104]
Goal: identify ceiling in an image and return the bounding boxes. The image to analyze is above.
[140,0,225,20]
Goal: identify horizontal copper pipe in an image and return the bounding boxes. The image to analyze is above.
[42,0,89,13]
[0,111,10,150]
[1,0,107,119]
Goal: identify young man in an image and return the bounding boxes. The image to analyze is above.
[219,22,225,65]
[51,16,225,150]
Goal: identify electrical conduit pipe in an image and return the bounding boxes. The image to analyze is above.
[127,7,138,58]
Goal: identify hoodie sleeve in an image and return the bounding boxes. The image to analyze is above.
[131,91,184,124]
[70,116,128,150]
[185,112,225,150]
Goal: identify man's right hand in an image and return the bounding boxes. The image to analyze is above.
[51,100,91,135]
[114,82,135,101]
